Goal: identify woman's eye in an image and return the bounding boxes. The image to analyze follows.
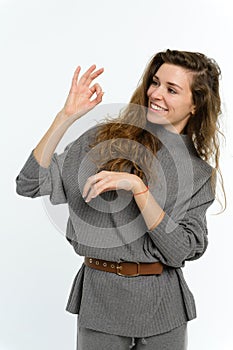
[168,88,177,94]
[152,80,159,86]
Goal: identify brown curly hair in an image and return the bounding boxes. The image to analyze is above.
[89,49,226,213]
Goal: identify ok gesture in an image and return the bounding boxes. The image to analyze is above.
[61,64,104,121]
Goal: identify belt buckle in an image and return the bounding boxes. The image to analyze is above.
[116,262,140,277]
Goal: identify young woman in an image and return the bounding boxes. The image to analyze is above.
[16,49,226,349]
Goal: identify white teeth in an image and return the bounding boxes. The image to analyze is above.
[151,103,167,111]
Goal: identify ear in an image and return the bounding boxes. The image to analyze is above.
[191,105,196,116]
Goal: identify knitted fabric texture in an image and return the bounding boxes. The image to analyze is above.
[15,120,216,337]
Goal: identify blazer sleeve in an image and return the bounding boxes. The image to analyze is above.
[15,140,76,205]
[146,173,216,268]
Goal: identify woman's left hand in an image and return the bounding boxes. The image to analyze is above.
[82,170,146,202]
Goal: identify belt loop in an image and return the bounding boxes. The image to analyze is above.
[141,337,147,345]
[129,337,136,349]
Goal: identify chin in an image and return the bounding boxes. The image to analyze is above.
[147,111,168,125]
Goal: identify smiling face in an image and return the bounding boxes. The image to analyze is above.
[146,63,196,134]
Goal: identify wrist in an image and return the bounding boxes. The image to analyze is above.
[132,178,148,195]
[148,210,165,230]
[55,109,81,126]
[133,186,149,197]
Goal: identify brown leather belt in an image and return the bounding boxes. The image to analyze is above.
[84,257,164,277]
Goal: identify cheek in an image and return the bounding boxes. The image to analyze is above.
[147,86,153,98]
[184,98,194,111]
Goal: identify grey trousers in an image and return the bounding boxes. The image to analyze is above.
[77,323,188,350]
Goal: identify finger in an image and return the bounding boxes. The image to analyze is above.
[82,66,104,86]
[84,179,114,203]
[80,64,97,84]
[82,171,111,199]
[84,185,100,203]
[70,66,81,90]
[89,88,104,108]
[88,67,104,84]
[88,83,104,108]
[82,173,100,198]
[89,83,102,96]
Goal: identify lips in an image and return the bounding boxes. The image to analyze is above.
[150,102,168,112]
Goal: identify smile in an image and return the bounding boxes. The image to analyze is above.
[150,103,168,112]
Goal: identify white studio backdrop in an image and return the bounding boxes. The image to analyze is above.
[1,0,233,349]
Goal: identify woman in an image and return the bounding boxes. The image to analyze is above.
[16,49,226,349]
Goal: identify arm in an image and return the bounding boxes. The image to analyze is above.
[15,140,76,202]
[33,65,104,168]
[144,175,216,268]
[16,65,104,200]
[131,182,166,230]
[82,170,215,268]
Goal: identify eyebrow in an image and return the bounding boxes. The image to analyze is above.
[153,75,183,91]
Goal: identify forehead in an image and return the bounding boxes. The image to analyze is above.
[154,63,193,87]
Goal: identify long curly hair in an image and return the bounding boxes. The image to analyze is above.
[89,49,226,213]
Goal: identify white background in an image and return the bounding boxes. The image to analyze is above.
[1,0,233,349]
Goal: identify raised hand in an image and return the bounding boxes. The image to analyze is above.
[61,64,104,121]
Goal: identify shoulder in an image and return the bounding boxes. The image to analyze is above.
[192,154,214,178]
[65,124,101,153]
[191,154,216,200]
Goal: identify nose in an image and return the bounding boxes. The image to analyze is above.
[150,85,164,100]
